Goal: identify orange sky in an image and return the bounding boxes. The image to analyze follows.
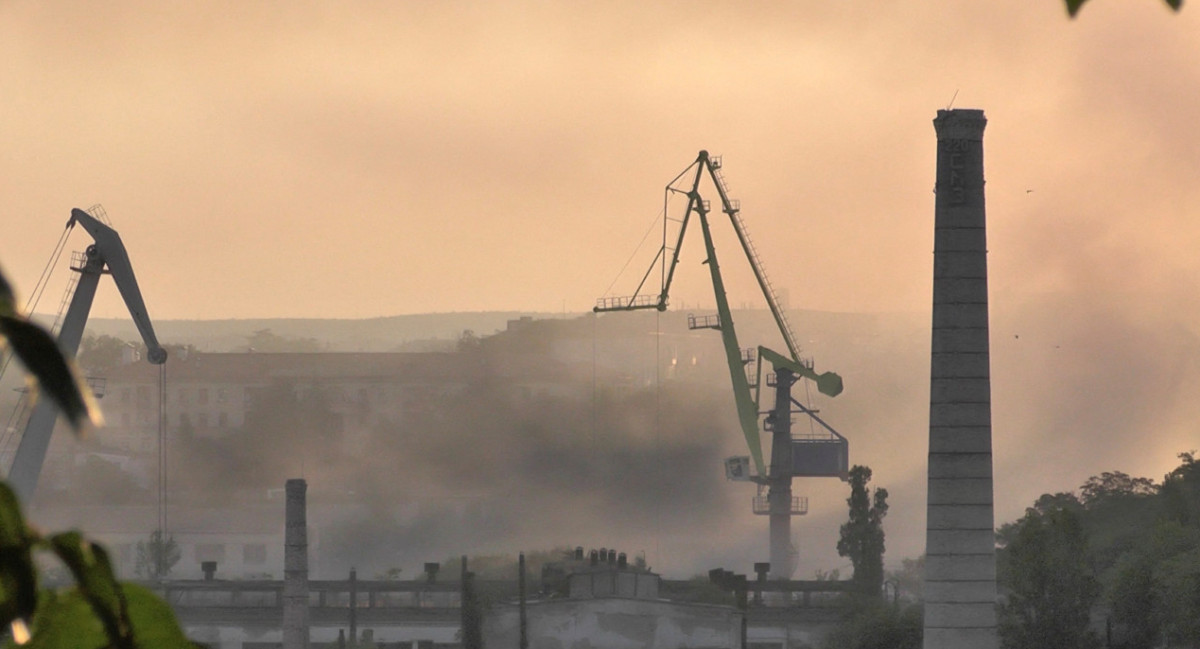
[3,2,1197,322]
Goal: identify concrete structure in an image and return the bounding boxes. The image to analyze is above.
[147,574,851,648]
[924,108,998,648]
[485,568,742,649]
[283,479,309,649]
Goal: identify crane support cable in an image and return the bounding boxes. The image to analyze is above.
[0,222,74,378]
[601,206,667,299]
[0,220,75,468]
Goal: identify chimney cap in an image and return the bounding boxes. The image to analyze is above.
[933,108,987,140]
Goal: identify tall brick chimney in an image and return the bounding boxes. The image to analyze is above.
[283,478,309,649]
[924,108,999,649]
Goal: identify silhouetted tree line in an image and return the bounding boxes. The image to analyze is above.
[820,454,1200,649]
[997,452,1200,649]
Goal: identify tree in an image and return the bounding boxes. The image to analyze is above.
[76,333,133,373]
[1080,471,1157,505]
[997,494,1100,649]
[1108,520,1200,648]
[820,601,923,649]
[1160,451,1200,526]
[246,328,323,352]
[837,465,889,599]
[887,555,924,603]
[134,530,181,580]
[1066,0,1181,17]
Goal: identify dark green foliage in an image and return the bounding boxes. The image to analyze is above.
[1107,520,1200,648]
[1154,544,1200,645]
[0,483,38,638]
[0,265,193,647]
[48,532,133,649]
[0,483,194,649]
[1160,451,1200,526]
[997,494,1100,649]
[0,265,99,434]
[997,453,1200,649]
[1066,0,1183,17]
[837,465,889,599]
[819,600,922,649]
[0,315,99,433]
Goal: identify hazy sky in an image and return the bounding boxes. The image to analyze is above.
[3,2,1198,322]
[4,2,1200,577]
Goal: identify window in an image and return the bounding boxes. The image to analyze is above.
[243,544,267,565]
[194,544,225,562]
[218,412,228,427]
[179,389,190,405]
[198,388,209,405]
[196,412,209,428]
[216,388,228,403]
[120,388,131,404]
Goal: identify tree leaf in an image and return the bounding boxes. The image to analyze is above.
[1066,0,1089,16]
[121,584,198,649]
[47,532,132,649]
[18,589,106,649]
[0,267,15,318]
[0,483,38,633]
[0,315,101,435]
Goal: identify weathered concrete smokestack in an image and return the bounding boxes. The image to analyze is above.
[283,479,309,649]
[924,109,998,649]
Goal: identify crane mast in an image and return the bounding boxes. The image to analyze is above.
[596,151,848,578]
[6,208,166,502]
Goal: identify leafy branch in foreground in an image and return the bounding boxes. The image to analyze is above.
[0,482,194,648]
[0,264,194,647]
[1066,0,1182,18]
[0,264,100,434]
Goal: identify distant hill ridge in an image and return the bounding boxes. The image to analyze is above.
[66,308,922,354]
[71,311,567,352]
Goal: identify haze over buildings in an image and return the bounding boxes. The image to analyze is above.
[1,1,1198,586]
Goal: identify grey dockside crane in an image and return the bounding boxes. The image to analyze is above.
[6,208,166,502]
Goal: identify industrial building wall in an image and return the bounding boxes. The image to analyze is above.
[484,598,741,649]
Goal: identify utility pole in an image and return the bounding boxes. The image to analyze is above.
[518,552,528,649]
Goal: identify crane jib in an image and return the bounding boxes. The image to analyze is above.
[593,151,844,481]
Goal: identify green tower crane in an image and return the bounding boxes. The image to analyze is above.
[595,151,848,578]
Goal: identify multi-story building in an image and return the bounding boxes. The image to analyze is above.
[94,350,484,453]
